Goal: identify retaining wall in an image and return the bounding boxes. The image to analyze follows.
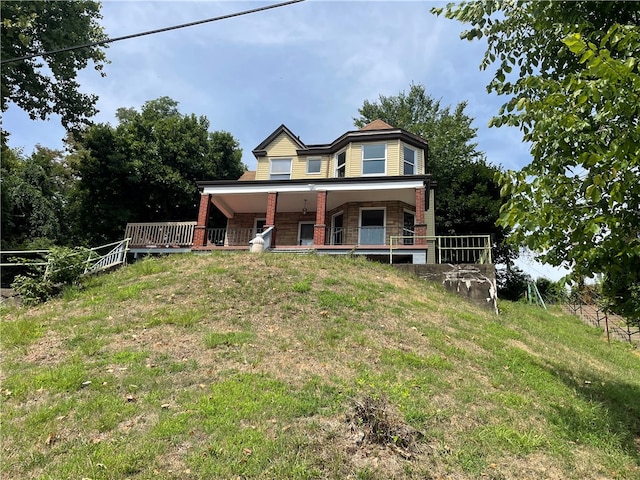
[395,264,498,313]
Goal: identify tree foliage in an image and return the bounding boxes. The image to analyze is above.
[0,146,74,249]
[1,1,108,132]
[496,265,531,302]
[354,83,513,263]
[11,246,93,305]
[70,97,246,244]
[434,1,640,317]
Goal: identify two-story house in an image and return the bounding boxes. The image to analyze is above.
[193,119,436,264]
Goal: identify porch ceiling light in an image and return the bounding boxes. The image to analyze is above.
[302,199,308,215]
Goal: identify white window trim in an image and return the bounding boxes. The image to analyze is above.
[362,143,387,176]
[403,146,417,175]
[334,150,347,178]
[306,157,322,175]
[269,158,292,180]
[359,207,386,245]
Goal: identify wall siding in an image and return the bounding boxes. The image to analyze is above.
[292,155,330,180]
[266,133,299,157]
[256,136,427,180]
[256,133,300,180]
[426,189,435,234]
[256,158,270,180]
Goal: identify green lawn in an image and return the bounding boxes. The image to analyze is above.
[1,252,639,479]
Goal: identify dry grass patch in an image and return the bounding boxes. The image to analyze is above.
[2,253,639,480]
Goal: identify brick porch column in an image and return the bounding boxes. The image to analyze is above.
[193,193,211,247]
[265,192,278,246]
[314,191,327,246]
[414,187,427,246]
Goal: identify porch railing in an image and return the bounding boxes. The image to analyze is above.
[327,226,416,246]
[84,238,130,274]
[125,222,196,247]
[389,234,492,264]
[207,228,260,246]
[0,239,130,283]
[436,235,492,264]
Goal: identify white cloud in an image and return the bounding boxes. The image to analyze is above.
[5,0,532,173]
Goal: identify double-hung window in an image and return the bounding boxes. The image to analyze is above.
[335,151,346,178]
[270,158,292,180]
[307,157,322,175]
[362,144,386,175]
[403,146,416,175]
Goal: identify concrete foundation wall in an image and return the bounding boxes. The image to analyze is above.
[395,264,498,313]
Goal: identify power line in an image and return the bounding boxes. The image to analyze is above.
[1,0,306,65]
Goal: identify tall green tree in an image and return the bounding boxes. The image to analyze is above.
[1,0,108,133]
[0,146,75,249]
[434,2,639,318]
[70,97,246,244]
[354,83,513,264]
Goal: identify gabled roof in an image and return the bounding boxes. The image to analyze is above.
[252,120,429,159]
[238,171,256,181]
[359,119,394,131]
[252,124,306,158]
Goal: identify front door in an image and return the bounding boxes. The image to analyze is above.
[331,212,344,245]
[403,211,415,245]
[298,222,315,246]
[254,218,266,236]
[359,208,385,245]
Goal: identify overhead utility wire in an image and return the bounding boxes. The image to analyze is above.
[1,0,305,65]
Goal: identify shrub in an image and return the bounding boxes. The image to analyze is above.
[11,247,94,305]
[11,275,55,306]
[45,246,93,285]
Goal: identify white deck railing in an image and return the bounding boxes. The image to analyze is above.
[125,222,196,247]
[390,235,492,264]
[1,239,131,281]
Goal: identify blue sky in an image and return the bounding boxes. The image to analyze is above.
[3,0,567,279]
[4,0,531,172]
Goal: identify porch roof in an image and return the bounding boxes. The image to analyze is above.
[197,175,433,217]
[197,174,431,194]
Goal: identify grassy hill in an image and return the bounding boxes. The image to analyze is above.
[1,252,639,479]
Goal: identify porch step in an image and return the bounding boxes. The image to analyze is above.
[270,248,315,255]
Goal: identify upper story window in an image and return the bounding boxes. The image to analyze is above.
[362,144,386,175]
[335,151,346,178]
[270,158,292,180]
[403,146,416,175]
[307,157,322,175]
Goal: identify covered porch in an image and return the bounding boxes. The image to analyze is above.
[191,175,433,263]
[123,175,491,265]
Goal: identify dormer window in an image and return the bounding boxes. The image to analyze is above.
[362,144,386,175]
[335,151,346,178]
[403,146,416,175]
[270,158,292,180]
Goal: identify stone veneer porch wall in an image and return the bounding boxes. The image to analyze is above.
[226,200,419,246]
[326,200,416,245]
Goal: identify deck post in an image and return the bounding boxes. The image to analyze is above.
[265,192,278,247]
[314,191,327,246]
[193,194,211,247]
[414,187,427,245]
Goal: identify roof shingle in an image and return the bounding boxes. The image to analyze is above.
[359,119,395,131]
